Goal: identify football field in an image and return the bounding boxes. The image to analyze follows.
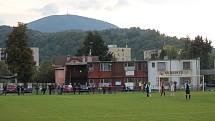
[0,92,215,121]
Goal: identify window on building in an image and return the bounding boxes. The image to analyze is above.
[125,62,135,67]
[183,61,191,70]
[137,62,147,70]
[99,79,112,87]
[100,63,112,71]
[151,53,158,59]
[0,50,6,60]
[152,62,155,68]
[88,63,94,71]
[157,62,166,71]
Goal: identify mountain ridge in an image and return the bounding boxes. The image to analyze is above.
[27,15,118,33]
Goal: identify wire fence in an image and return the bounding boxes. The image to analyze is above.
[0,83,215,95]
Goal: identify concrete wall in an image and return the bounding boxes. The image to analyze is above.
[55,68,65,85]
[148,59,200,89]
[108,47,131,61]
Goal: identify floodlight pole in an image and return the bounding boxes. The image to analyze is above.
[158,75,160,93]
[203,75,205,92]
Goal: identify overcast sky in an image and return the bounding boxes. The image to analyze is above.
[0,0,215,46]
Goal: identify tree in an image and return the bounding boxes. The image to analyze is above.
[190,36,212,69]
[37,61,54,83]
[159,45,179,59]
[179,37,191,59]
[5,22,35,84]
[76,31,113,61]
[0,61,11,76]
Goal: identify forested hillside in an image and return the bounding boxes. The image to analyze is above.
[0,26,185,61]
[27,15,118,32]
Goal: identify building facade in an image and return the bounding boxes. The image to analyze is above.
[0,47,39,66]
[54,56,148,90]
[144,49,162,60]
[148,59,201,90]
[108,45,131,61]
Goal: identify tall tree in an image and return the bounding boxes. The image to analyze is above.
[159,45,179,59]
[179,37,191,59]
[77,31,113,61]
[0,61,10,76]
[5,22,35,84]
[37,61,54,83]
[190,36,212,69]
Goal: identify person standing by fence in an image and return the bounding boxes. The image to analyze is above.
[3,84,7,96]
[42,85,47,95]
[35,84,39,95]
[17,85,20,95]
[48,85,52,95]
[21,85,24,95]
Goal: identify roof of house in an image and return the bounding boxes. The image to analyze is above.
[54,56,99,66]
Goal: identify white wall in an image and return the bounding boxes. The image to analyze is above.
[148,59,200,89]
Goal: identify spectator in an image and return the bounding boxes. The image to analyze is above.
[60,85,64,95]
[42,85,47,95]
[17,85,20,95]
[21,86,24,95]
[48,85,52,95]
[3,84,7,96]
[35,84,39,95]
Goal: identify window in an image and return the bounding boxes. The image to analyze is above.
[183,61,191,70]
[88,63,94,71]
[157,62,166,71]
[151,53,158,59]
[124,62,135,67]
[137,62,147,70]
[100,63,111,71]
[152,62,155,68]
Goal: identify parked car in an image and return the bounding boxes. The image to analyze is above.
[63,85,73,93]
[7,84,17,93]
[24,87,33,93]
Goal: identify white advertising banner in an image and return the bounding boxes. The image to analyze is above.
[126,71,134,76]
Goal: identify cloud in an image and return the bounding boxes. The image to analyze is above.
[68,0,103,10]
[105,0,129,11]
[138,0,169,5]
[34,3,59,15]
[57,0,129,11]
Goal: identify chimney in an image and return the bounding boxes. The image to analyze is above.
[66,55,70,62]
[82,56,86,62]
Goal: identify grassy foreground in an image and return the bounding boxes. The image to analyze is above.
[0,92,215,121]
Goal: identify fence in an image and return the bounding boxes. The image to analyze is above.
[0,83,215,95]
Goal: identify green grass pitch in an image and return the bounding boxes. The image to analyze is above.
[0,92,215,121]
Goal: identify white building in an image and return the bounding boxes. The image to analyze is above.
[148,59,201,90]
[108,45,131,61]
[0,47,39,66]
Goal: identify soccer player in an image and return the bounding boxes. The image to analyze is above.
[145,82,151,97]
[170,81,175,96]
[185,81,191,100]
[160,81,165,96]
